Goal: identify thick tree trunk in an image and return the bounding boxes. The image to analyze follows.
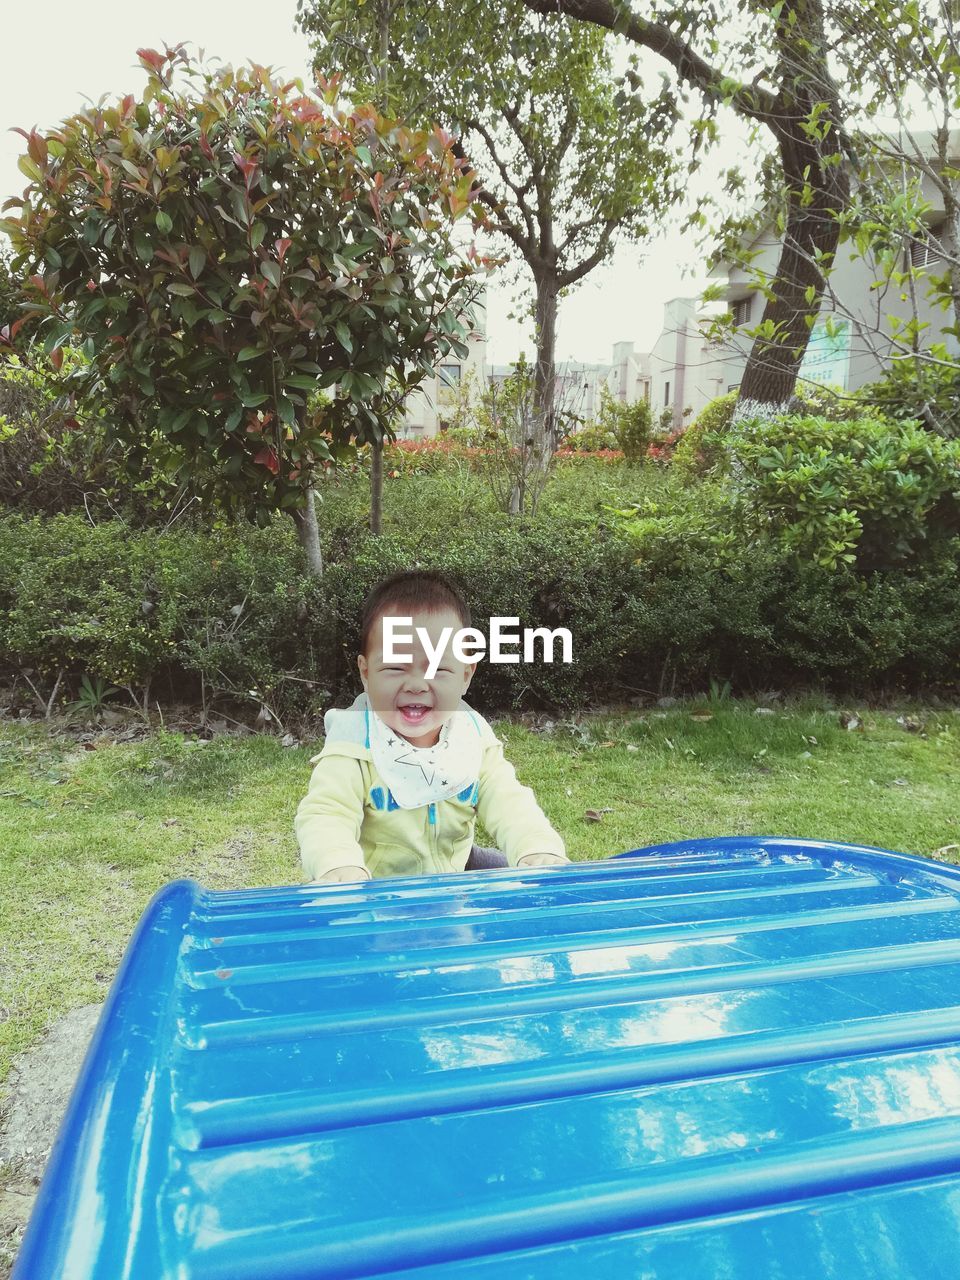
[733,181,844,421]
[734,5,851,422]
[734,138,850,421]
[292,486,323,578]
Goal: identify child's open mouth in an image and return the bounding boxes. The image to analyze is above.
[399,704,431,724]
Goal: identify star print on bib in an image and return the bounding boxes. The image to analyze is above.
[367,699,481,809]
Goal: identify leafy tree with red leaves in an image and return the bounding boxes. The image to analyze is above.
[1,46,492,572]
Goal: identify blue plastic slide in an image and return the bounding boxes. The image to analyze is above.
[15,837,960,1277]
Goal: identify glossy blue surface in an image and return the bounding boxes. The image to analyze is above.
[15,836,960,1278]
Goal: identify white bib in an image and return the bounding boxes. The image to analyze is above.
[367,699,482,810]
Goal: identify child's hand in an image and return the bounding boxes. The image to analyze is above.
[313,866,371,884]
[517,852,569,868]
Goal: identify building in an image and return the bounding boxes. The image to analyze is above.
[622,133,960,427]
[400,289,489,437]
[631,298,733,428]
[704,137,960,407]
[488,349,651,435]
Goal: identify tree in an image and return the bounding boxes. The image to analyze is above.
[836,1,960,333]
[298,0,681,478]
[0,46,490,572]
[523,0,857,419]
[824,0,960,432]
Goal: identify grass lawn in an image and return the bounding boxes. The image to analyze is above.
[1,695,959,1085]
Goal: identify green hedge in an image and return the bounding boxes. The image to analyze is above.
[0,516,321,714]
[1,510,958,717]
[728,415,960,571]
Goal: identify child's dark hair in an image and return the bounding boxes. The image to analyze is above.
[360,571,471,655]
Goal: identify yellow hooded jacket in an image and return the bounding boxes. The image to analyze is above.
[295,695,565,880]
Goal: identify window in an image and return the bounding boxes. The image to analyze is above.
[730,295,752,326]
[664,380,670,406]
[910,223,946,268]
[438,363,461,388]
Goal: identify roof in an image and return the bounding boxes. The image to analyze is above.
[16,836,960,1278]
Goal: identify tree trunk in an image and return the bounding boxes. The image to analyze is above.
[292,487,323,578]
[734,6,851,422]
[367,2,389,536]
[945,196,960,343]
[533,269,559,456]
[370,438,383,534]
[506,271,558,515]
[733,206,841,419]
[734,187,848,421]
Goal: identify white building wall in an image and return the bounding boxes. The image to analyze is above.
[638,298,723,429]
[706,162,960,400]
[401,290,489,438]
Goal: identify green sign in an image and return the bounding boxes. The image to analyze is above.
[798,317,850,389]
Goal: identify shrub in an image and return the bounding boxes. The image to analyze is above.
[598,387,653,461]
[0,356,189,524]
[554,446,624,464]
[441,424,494,448]
[3,462,960,720]
[672,391,738,477]
[792,383,869,422]
[560,423,619,452]
[317,521,649,711]
[0,514,320,716]
[385,437,480,476]
[727,414,960,570]
[4,52,488,527]
[857,355,960,438]
[0,354,286,528]
[647,428,684,464]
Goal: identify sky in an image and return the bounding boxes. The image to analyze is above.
[0,0,715,369]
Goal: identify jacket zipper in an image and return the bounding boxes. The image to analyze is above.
[428,802,438,869]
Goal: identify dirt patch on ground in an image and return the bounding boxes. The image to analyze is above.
[0,1003,102,1279]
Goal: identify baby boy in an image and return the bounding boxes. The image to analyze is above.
[296,570,568,882]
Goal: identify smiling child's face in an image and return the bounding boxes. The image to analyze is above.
[358,607,476,747]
